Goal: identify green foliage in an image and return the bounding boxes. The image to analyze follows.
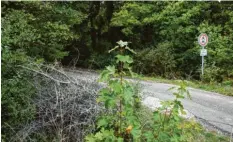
[88,53,116,69]
[1,47,37,141]
[110,2,233,81]
[136,74,233,97]
[2,2,87,62]
[134,42,176,78]
[197,21,233,80]
[85,128,119,142]
[136,106,229,142]
[201,63,224,83]
[2,1,233,82]
[2,2,232,141]
[86,40,140,141]
[85,41,227,141]
[140,82,192,141]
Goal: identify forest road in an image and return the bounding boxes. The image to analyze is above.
[66,69,233,136]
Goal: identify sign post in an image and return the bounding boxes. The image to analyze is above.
[198,33,208,75]
[201,47,204,75]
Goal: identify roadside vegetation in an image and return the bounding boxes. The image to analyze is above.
[85,41,229,141]
[136,75,233,97]
[1,1,233,141]
[94,70,233,97]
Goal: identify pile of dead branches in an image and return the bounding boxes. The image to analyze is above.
[13,65,101,142]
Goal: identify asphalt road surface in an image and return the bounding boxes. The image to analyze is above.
[140,81,233,135]
[66,69,233,136]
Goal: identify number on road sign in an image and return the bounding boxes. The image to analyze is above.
[198,33,208,47]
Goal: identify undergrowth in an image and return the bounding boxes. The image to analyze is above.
[136,75,233,97]
[85,40,229,142]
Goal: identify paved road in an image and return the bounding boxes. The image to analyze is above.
[140,81,233,135]
[66,69,233,135]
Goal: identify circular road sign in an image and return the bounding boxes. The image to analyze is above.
[198,33,208,47]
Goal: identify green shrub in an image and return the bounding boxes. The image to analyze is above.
[88,52,116,69]
[201,63,224,83]
[222,80,233,86]
[133,42,176,78]
[1,47,37,141]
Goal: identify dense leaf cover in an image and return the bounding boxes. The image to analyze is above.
[2,1,233,81]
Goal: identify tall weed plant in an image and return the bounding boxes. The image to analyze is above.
[85,41,227,142]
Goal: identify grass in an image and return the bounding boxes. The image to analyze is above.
[135,74,233,97]
[96,69,233,96]
[136,106,230,142]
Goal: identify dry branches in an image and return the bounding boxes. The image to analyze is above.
[13,66,101,142]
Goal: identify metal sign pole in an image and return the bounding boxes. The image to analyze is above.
[198,33,208,76]
[202,46,204,75]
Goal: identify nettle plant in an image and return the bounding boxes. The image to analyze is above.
[85,41,197,142]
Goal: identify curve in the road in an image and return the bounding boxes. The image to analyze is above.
[65,69,233,136]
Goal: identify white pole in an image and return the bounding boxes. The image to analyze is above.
[202,56,204,75]
[201,46,204,75]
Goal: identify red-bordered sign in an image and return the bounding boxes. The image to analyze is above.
[198,33,208,47]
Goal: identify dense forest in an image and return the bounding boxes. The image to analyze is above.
[2,1,233,80]
[1,1,233,141]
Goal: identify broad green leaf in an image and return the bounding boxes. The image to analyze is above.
[94,132,104,140]
[97,118,108,128]
[106,65,115,75]
[117,138,124,142]
[123,63,129,69]
[99,88,111,95]
[116,55,133,64]
[85,135,96,142]
[99,70,110,81]
[109,80,121,93]
[99,66,115,81]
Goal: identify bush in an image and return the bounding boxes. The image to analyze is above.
[201,63,224,83]
[133,42,176,78]
[222,80,233,86]
[88,52,116,69]
[1,47,36,141]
